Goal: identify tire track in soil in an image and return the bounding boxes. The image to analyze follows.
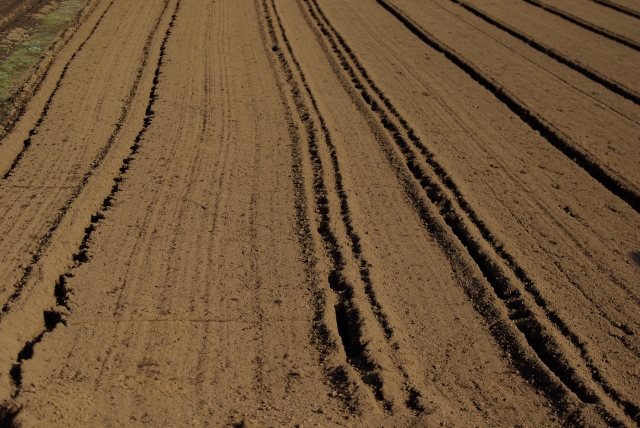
[521,0,640,52]
[248,3,272,398]
[262,0,393,412]
[273,0,429,414]
[375,0,640,316]
[87,1,183,394]
[375,0,640,320]
[448,0,640,107]
[189,25,270,411]
[186,4,301,416]
[100,0,220,396]
[375,0,640,216]
[0,0,172,315]
[302,0,639,424]
[263,0,427,415]
[183,1,237,413]
[255,0,356,414]
[0,0,180,418]
[1,1,115,182]
[590,0,640,19]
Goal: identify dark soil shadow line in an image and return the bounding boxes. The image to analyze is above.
[522,0,640,53]
[590,0,640,19]
[631,252,640,267]
[0,0,180,413]
[0,403,20,428]
[450,0,640,106]
[306,0,639,423]
[375,0,640,213]
[262,0,394,412]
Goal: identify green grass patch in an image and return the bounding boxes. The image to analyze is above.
[0,0,88,101]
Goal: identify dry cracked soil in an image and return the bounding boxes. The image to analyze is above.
[0,0,639,426]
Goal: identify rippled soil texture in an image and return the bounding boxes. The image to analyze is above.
[0,0,639,426]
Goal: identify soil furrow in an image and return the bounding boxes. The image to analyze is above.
[268,0,428,414]
[6,0,350,423]
[305,0,584,417]
[0,0,638,424]
[0,1,115,182]
[590,0,640,18]
[262,0,396,412]
[522,0,640,52]
[255,0,362,416]
[278,2,561,423]
[305,0,640,418]
[271,0,395,352]
[0,0,171,316]
[315,0,640,352]
[450,0,640,106]
[309,0,640,401]
[371,0,640,320]
[386,0,640,195]
[0,0,180,414]
[375,0,640,216]
[303,0,636,423]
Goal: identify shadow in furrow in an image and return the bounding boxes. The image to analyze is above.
[302,0,635,424]
[262,0,404,413]
[0,403,20,427]
[377,0,640,215]
[271,0,395,344]
[1,0,173,317]
[0,0,181,412]
[273,0,430,414]
[367,1,640,423]
[449,0,640,106]
[590,0,640,19]
[522,0,640,52]
[7,306,66,396]
[255,0,357,413]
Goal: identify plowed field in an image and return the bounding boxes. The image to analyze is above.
[1,0,639,426]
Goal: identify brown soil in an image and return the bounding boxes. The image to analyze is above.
[0,0,639,426]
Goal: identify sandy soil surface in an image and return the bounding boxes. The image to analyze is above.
[0,0,639,426]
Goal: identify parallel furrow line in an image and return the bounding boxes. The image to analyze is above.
[0,0,180,420]
[303,0,638,424]
[263,0,430,414]
[373,0,640,312]
[522,0,640,52]
[590,0,640,19]
[0,0,172,316]
[269,0,426,414]
[1,1,116,182]
[255,0,359,413]
[262,0,391,411]
[390,0,640,414]
[449,0,640,106]
[378,0,640,215]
